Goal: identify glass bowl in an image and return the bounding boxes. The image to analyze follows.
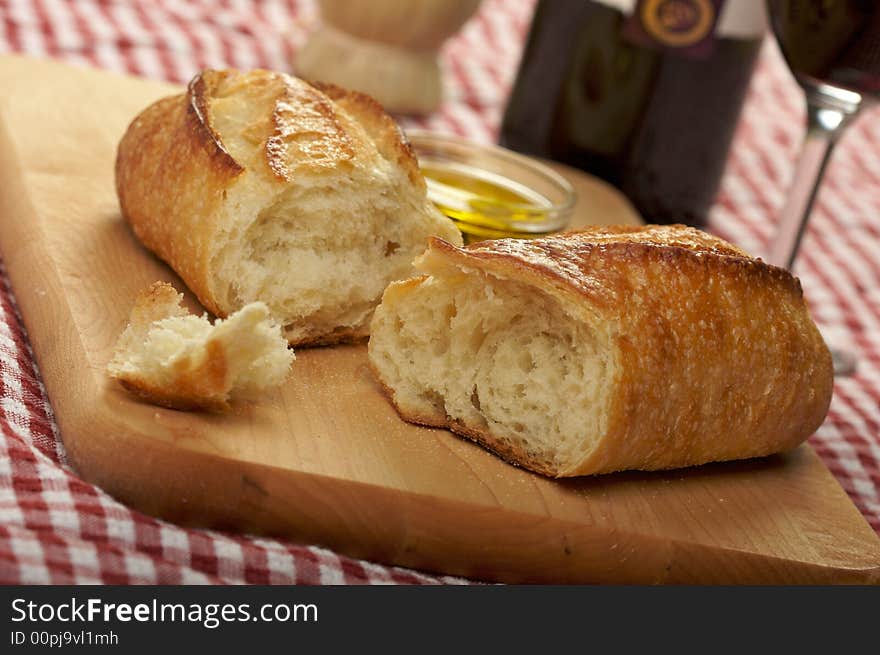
[405,129,576,242]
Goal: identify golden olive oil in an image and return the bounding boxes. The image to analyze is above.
[420,162,557,243]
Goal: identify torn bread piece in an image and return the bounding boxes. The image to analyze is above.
[368,225,833,477]
[108,282,295,411]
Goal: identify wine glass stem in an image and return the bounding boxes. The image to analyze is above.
[768,98,857,269]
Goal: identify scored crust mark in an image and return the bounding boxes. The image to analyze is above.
[187,71,245,176]
[266,75,356,181]
[307,80,423,187]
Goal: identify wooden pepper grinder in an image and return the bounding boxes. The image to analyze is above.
[295,0,483,115]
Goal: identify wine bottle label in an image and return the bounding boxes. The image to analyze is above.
[592,0,766,56]
[624,0,726,57]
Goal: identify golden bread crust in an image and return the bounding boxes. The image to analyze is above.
[116,86,235,317]
[187,71,246,176]
[420,224,793,311]
[383,225,833,477]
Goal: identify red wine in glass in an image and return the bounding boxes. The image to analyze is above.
[766,1,880,375]
[769,1,880,99]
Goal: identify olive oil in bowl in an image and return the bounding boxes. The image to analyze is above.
[408,130,575,243]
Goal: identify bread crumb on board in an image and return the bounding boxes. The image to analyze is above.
[107,281,294,412]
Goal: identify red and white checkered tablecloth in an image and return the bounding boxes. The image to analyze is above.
[0,0,878,585]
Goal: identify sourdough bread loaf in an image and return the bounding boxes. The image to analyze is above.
[368,225,833,476]
[116,69,462,346]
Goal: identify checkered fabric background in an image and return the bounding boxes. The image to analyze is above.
[0,0,877,584]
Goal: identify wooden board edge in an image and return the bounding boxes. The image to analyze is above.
[58,395,880,584]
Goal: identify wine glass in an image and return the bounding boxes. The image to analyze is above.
[766,1,880,376]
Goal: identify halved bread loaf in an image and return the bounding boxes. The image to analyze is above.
[108,282,294,411]
[368,225,834,477]
[116,69,462,346]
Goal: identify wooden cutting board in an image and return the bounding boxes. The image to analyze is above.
[1,55,878,584]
